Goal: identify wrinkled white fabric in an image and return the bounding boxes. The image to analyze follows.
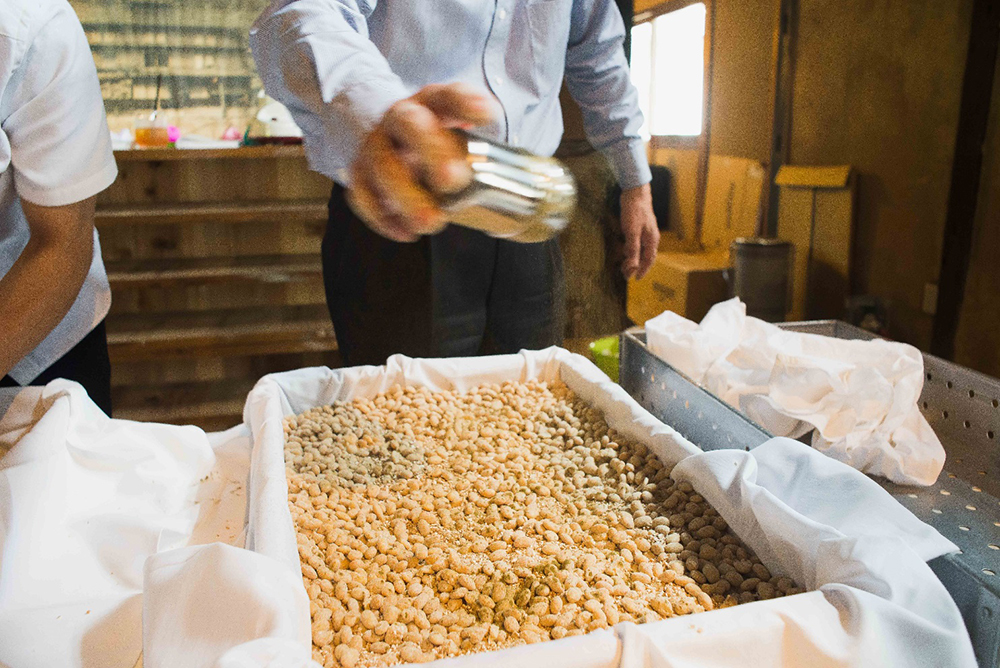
[143,543,314,668]
[0,351,975,667]
[0,380,215,668]
[645,298,945,485]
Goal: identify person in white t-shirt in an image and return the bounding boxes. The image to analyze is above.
[0,0,118,414]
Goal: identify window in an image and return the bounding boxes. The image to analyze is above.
[630,3,707,140]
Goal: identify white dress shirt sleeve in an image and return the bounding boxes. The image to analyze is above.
[564,0,651,190]
[3,5,117,207]
[250,0,410,180]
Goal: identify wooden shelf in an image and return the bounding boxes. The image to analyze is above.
[95,199,328,226]
[115,403,246,431]
[109,349,339,388]
[106,254,323,285]
[113,379,249,429]
[99,144,336,425]
[113,145,305,162]
[107,305,336,361]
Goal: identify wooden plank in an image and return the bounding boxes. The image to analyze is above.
[108,280,326,316]
[693,0,716,240]
[774,165,851,188]
[932,0,1000,359]
[99,155,331,207]
[107,305,337,360]
[108,304,329,335]
[634,0,706,22]
[112,377,255,427]
[105,254,323,285]
[95,199,329,226]
[114,401,246,429]
[114,145,305,162]
[109,331,338,362]
[763,0,796,236]
[97,219,325,262]
[110,350,340,388]
[114,379,248,410]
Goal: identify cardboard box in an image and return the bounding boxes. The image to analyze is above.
[628,251,730,325]
[701,156,767,251]
[775,165,856,321]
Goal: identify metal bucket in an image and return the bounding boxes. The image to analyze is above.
[729,238,792,322]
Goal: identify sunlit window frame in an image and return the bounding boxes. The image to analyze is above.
[633,0,713,151]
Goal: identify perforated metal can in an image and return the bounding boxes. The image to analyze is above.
[440,133,578,243]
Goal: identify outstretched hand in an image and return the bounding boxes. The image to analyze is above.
[347,83,495,242]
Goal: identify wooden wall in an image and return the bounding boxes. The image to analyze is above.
[643,0,980,355]
[707,0,773,163]
[789,0,973,349]
[954,45,1000,377]
[98,147,336,429]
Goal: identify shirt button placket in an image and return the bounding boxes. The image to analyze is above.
[484,1,511,141]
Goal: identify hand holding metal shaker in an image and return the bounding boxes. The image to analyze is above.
[439,131,578,243]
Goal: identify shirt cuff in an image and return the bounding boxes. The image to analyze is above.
[602,138,652,191]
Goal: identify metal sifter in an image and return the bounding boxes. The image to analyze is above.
[439,132,578,243]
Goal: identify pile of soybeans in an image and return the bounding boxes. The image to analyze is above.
[284,380,802,668]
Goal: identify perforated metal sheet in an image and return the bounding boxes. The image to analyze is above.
[620,327,1000,668]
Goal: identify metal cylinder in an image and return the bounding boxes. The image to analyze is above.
[440,132,578,243]
[729,237,792,322]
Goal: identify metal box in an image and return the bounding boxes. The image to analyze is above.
[620,322,1000,667]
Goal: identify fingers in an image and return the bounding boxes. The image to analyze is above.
[635,222,660,280]
[344,83,496,243]
[383,100,471,194]
[346,170,418,243]
[621,218,643,280]
[415,83,495,129]
[347,130,446,241]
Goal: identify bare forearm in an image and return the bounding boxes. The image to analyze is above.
[0,200,95,379]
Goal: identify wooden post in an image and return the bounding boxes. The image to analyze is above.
[693,0,716,242]
[763,0,797,237]
[931,0,1000,359]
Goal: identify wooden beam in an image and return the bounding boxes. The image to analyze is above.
[106,305,337,361]
[693,0,715,241]
[634,0,706,23]
[105,254,323,285]
[95,199,329,226]
[931,0,1000,359]
[763,0,797,237]
[114,145,305,162]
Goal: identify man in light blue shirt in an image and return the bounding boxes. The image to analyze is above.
[251,0,659,364]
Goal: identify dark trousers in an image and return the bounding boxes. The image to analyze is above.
[1,320,112,416]
[323,184,564,366]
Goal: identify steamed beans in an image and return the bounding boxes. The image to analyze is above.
[284,381,802,668]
